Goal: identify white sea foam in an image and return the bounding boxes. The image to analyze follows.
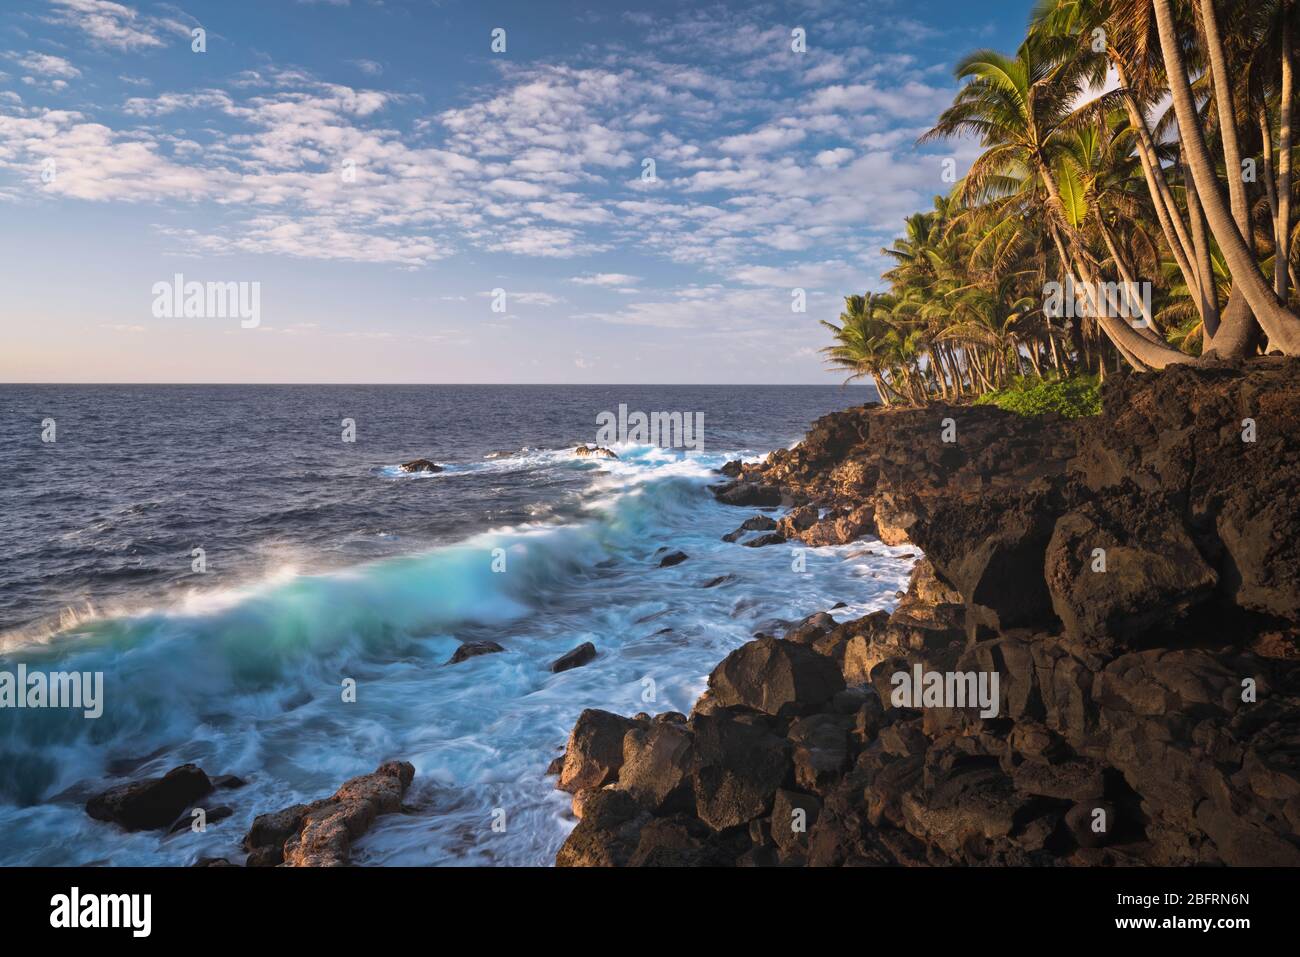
[0,445,916,866]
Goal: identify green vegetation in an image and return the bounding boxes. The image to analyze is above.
[974,375,1102,418]
[823,0,1300,406]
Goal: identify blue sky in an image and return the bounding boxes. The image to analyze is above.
[0,0,1030,383]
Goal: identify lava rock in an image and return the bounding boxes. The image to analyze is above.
[558,709,637,793]
[447,640,505,664]
[707,637,845,719]
[689,711,792,831]
[243,761,414,867]
[86,764,214,832]
[399,459,443,473]
[714,482,783,507]
[551,641,597,673]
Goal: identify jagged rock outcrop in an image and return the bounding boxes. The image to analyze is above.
[244,761,414,867]
[86,763,214,832]
[554,359,1300,866]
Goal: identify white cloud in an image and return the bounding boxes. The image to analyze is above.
[568,273,640,287]
[717,124,805,155]
[807,81,952,119]
[814,147,853,167]
[0,109,216,201]
[0,8,960,290]
[12,53,81,79]
[156,216,447,266]
[487,225,607,258]
[45,0,169,51]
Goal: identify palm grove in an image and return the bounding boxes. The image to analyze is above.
[822,0,1300,406]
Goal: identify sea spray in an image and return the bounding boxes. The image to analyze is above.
[0,390,904,866]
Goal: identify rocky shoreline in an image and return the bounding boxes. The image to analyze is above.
[550,358,1300,866]
[71,359,1300,866]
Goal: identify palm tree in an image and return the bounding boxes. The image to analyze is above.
[826,0,1300,391]
[1150,0,1300,353]
[820,294,901,404]
[921,36,1192,367]
[1032,0,1212,326]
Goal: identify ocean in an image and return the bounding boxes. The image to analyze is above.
[0,384,913,866]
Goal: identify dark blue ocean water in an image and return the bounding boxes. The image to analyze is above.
[0,384,913,866]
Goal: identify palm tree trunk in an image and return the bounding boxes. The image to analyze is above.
[970,350,994,392]
[930,349,951,399]
[1024,339,1042,377]
[870,372,892,406]
[1198,0,1252,237]
[1277,5,1294,302]
[1153,0,1300,353]
[1096,217,1165,342]
[939,345,961,397]
[1116,71,1204,316]
[1046,321,1062,373]
[1183,157,1223,337]
[947,345,965,395]
[1207,289,1263,357]
[1043,208,1190,369]
[953,346,974,393]
[1261,106,1280,232]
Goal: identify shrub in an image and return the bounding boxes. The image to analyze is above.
[973,375,1101,419]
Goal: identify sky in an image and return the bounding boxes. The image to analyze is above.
[0,0,1031,384]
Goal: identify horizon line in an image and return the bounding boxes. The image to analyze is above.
[0,381,876,388]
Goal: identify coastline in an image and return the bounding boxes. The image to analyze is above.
[2,386,906,867]
[547,357,1300,867]
[26,362,1298,867]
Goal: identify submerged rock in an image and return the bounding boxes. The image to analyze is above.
[551,641,597,673]
[399,458,443,473]
[658,550,689,567]
[447,640,505,664]
[86,764,213,832]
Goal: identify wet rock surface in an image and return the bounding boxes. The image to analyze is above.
[447,640,506,664]
[86,763,214,832]
[551,641,598,673]
[244,760,415,867]
[399,458,443,473]
[552,359,1300,866]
